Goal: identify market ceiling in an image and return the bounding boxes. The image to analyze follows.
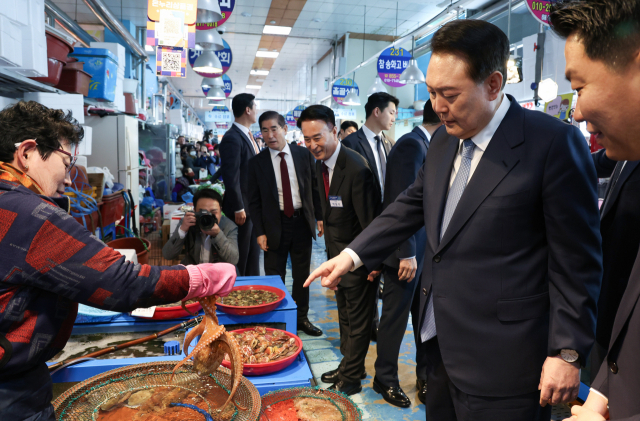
[52,0,492,121]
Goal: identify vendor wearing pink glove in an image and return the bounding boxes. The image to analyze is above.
[0,101,236,421]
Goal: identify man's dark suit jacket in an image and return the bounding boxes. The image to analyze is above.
[342,128,394,200]
[592,150,640,365]
[219,124,257,217]
[382,126,430,271]
[347,95,602,397]
[591,247,640,420]
[317,145,380,287]
[247,143,323,249]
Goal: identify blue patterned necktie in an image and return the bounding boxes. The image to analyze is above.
[421,138,476,342]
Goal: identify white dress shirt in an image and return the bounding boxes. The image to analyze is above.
[321,141,341,185]
[417,125,432,142]
[362,124,385,191]
[345,95,511,270]
[269,143,303,210]
[177,229,212,262]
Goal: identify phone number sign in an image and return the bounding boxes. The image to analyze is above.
[377,47,411,88]
[332,78,359,106]
[196,0,235,30]
[526,0,556,26]
[189,38,232,78]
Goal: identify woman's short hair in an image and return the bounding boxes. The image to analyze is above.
[0,101,84,162]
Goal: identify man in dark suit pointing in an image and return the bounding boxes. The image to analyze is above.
[299,105,380,396]
[373,99,442,407]
[219,93,261,276]
[306,20,602,420]
[247,111,324,337]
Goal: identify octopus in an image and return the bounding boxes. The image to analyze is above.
[171,296,244,413]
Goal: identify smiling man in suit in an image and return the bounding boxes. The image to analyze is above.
[299,105,380,396]
[247,111,324,337]
[219,93,261,276]
[373,99,442,408]
[550,1,640,421]
[306,19,602,420]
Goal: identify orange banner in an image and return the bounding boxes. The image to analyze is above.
[148,0,198,25]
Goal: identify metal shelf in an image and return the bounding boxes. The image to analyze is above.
[0,67,67,97]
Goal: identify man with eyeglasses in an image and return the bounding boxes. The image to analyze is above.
[0,101,237,421]
[247,111,324,337]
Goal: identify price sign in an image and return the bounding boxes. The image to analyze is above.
[377,47,411,87]
[293,105,306,122]
[205,108,232,122]
[333,109,357,119]
[196,0,235,30]
[189,39,232,78]
[286,111,296,127]
[526,0,556,26]
[131,306,156,318]
[331,78,359,106]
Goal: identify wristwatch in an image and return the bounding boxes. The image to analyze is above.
[560,349,579,363]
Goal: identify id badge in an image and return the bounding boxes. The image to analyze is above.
[329,196,343,208]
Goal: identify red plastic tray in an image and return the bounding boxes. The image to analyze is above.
[222,328,302,376]
[133,301,202,320]
[215,285,286,316]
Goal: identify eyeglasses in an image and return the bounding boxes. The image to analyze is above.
[14,139,78,172]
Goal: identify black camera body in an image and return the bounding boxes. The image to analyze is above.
[195,209,218,231]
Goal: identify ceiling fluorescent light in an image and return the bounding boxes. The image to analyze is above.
[256,51,279,58]
[263,25,292,35]
[246,85,262,90]
[250,69,270,76]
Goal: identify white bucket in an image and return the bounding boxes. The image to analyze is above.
[123,78,139,95]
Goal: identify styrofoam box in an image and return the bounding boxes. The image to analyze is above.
[77,125,92,155]
[170,210,185,235]
[14,0,46,77]
[24,92,85,124]
[0,0,17,21]
[163,203,185,220]
[0,96,18,110]
[0,17,22,67]
[90,42,125,66]
[75,155,88,170]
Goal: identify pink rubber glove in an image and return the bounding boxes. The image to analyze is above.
[183,263,236,300]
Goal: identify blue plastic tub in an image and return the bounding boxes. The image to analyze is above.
[68,48,118,101]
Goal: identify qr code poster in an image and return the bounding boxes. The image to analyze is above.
[156,46,187,77]
[146,18,194,49]
[157,10,185,47]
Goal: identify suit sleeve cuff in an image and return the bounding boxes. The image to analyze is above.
[343,248,363,271]
[178,228,187,239]
[235,209,244,213]
[399,256,416,260]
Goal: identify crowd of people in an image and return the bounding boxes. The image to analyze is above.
[2,1,640,420]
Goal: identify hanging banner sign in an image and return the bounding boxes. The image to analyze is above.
[147,0,197,25]
[333,109,357,119]
[196,0,235,30]
[157,10,185,47]
[332,78,359,106]
[544,93,574,120]
[189,39,232,78]
[205,108,233,123]
[222,74,232,98]
[146,17,195,49]
[293,105,306,122]
[285,111,296,127]
[156,46,187,77]
[525,0,555,26]
[377,47,411,87]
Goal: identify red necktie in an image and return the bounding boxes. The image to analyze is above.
[278,152,294,217]
[321,163,330,200]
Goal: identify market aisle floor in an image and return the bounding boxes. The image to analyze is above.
[272,233,572,421]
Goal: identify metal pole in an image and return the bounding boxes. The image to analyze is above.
[507,0,512,42]
[44,0,95,47]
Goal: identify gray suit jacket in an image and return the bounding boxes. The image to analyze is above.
[162,215,239,265]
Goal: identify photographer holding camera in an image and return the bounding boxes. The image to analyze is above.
[163,189,239,266]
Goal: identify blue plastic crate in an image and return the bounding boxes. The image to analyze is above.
[69,48,118,102]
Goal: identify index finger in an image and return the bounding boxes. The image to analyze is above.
[304,266,325,288]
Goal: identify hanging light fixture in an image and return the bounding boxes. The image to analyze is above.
[208,98,224,105]
[368,76,388,96]
[538,78,559,102]
[196,0,223,23]
[207,86,226,101]
[343,83,361,106]
[193,50,223,73]
[195,27,224,51]
[201,77,224,89]
[399,36,425,84]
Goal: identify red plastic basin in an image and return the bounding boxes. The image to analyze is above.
[221,328,302,376]
[45,31,73,63]
[215,285,286,316]
[30,58,65,86]
[133,301,202,320]
[55,68,92,96]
